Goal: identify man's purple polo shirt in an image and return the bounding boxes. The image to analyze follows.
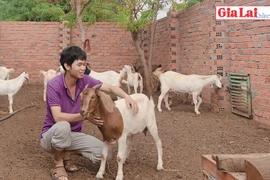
[40,74,102,138]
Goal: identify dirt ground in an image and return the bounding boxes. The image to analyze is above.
[0,84,270,180]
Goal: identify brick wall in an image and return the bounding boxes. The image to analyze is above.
[0,22,139,83]
[219,0,270,123]
[142,17,172,69]
[0,22,61,82]
[173,0,270,123]
[70,22,138,72]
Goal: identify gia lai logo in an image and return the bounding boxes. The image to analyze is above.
[216,6,270,20]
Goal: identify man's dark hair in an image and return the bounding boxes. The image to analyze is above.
[60,46,87,71]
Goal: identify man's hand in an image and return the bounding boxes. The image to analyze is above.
[124,95,139,115]
[85,115,103,126]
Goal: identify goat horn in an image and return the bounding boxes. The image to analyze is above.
[84,84,89,89]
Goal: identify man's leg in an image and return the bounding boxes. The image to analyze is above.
[65,132,105,163]
[41,121,72,180]
[40,121,72,153]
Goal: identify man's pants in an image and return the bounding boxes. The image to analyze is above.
[40,121,104,163]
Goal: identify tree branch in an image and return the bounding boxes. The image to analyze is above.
[91,4,118,14]
[80,0,92,16]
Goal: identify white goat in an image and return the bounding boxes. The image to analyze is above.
[0,72,29,113]
[0,66,15,80]
[157,71,222,115]
[39,69,61,101]
[56,65,65,74]
[89,70,123,87]
[121,65,143,94]
[80,88,163,180]
[85,63,127,88]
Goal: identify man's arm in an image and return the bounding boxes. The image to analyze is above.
[50,106,104,126]
[99,83,139,115]
[50,106,82,123]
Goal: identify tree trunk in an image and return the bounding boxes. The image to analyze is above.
[148,3,158,73]
[131,31,152,98]
[75,0,85,49]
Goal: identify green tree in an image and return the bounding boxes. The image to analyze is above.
[68,0,120,48]
[0,0,119,23]
[0,0,120,49]
[0,0,65,21]
[117,0,170,97]
[171,0,204,12]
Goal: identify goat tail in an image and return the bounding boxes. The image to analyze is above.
[143,127,148,136]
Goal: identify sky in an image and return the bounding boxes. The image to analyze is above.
[157,0,184,19]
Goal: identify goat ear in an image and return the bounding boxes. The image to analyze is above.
[217,75,222,80]
[96,90,114,113]
[131,60,137,67]
[155,67,164,74]
[131,67,135,73]
[86,62,91,69]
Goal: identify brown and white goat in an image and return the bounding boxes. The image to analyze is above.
[80,87,163,180]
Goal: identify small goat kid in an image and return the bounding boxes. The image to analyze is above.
[0,66,15,80]
[80,87,163,180]
[0,72,29,113]
[157,71,222,115]
[121,65,143,94]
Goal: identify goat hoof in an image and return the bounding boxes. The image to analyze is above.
[158,109,162,112]
[96,173,104,179]
[195,112,201,115]
[116,177,123,180]
[157,165,164,171]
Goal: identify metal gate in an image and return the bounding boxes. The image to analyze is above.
[228,72,252,118]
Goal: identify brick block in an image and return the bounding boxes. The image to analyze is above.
[202,155,246,180]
